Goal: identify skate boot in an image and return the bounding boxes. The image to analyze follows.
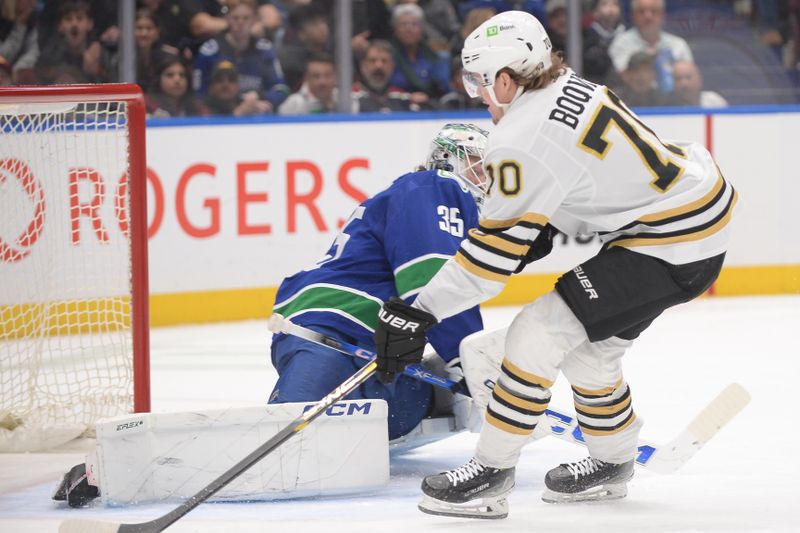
[418,458,515,519]
[542,456,634,503]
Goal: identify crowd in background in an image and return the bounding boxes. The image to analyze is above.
[1,0,799,117]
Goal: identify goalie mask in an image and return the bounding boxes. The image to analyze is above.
[426,123,490,209]
[461,10,553,109]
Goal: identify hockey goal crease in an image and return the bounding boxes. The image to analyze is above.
[58,317,749,533]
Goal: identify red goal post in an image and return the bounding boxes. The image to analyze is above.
[0,84,150,452]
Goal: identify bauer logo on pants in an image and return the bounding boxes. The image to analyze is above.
[573,265,599,299]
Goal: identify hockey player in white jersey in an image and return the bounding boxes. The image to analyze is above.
[373,11,737,519]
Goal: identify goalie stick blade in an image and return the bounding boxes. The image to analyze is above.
[640,383,751,475]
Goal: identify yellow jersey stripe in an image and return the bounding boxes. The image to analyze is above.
[579,413,638,436]
[638,175,725,223]
[454,252,510,283]
[494,382,549,412]
[571,378,623,398]
[610,190,737,249]
[503,359,555,389]
[480,212,549,231]
[575,394,632,416]
[468,229,530,256]
[485,411,536,436]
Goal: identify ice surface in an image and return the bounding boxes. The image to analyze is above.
[1,296,798,532]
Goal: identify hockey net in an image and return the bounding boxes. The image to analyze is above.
[0,85,150,452]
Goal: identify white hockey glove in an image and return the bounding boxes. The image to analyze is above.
[443,358,477,432]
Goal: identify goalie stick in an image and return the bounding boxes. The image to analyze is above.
[269,315,751,475]
[58,360,379,533]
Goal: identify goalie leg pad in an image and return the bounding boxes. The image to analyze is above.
[88,400,389,505]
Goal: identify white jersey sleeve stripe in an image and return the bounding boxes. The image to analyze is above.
[455,251,512,282]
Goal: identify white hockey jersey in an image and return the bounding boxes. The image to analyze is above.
[415,69,737,321]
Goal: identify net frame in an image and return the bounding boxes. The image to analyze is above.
[0,84,150,451]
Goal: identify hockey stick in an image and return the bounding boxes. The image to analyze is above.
[269,315,750,474]
[58,359,379,533]
[267,314,461,393]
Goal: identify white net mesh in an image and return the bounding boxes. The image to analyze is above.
[0,99,137,452]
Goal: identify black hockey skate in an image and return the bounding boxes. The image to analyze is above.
[418,458,515,519]
[542,456,634,503]
[52,463,99,508]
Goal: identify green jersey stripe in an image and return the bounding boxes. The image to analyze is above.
[272,286,382,330]
[394,256,448,297]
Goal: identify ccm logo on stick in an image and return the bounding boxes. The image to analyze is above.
[378,309,420,332]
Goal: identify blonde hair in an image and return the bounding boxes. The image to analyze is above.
[507,52,568,92]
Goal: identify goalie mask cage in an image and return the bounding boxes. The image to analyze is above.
[0,84,150,452]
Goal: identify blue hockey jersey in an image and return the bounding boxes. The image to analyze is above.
[272,169,483,361]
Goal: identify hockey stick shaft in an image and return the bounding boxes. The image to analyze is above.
[270,316,750,473]
[59,360,379,533]
[267,314,461,393]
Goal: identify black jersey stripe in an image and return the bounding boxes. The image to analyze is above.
[575,403,632,420]
[576,409,636,433]
[457,248,515,276]
[605,187,736,247]
[572,384,631,403]
[486,406,538,431]
[468,233,529,260]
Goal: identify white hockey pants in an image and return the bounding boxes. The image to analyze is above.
[475,291,643,468]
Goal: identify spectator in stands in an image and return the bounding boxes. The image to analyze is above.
[205,60,272,116]
[583,0,625,86]
[439,56,485,110]
[388,3,450,107]
[393,0,461,55]
[788,0,800,72]
[457,1,547,24]
[37,1,118,50]
[35,0,115,84]
[309,0,393,59]
[135,8,178,93]
[545,0,568,55]
[253,2,283,42]
[353,40,416,113]
[0,57,13,86]
[0,0,38,84]
[279,4,331,93]
[672,60,728,108]
[139,0,228,55]
[608,0,693,92]
[279,53,350,114]
[146,55,208,117]
[614,50,681,107]
[194,0,288,113]
[451,7,497,60]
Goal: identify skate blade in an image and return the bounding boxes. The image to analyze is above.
[541,482,628,504]
[418,493,509,519]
